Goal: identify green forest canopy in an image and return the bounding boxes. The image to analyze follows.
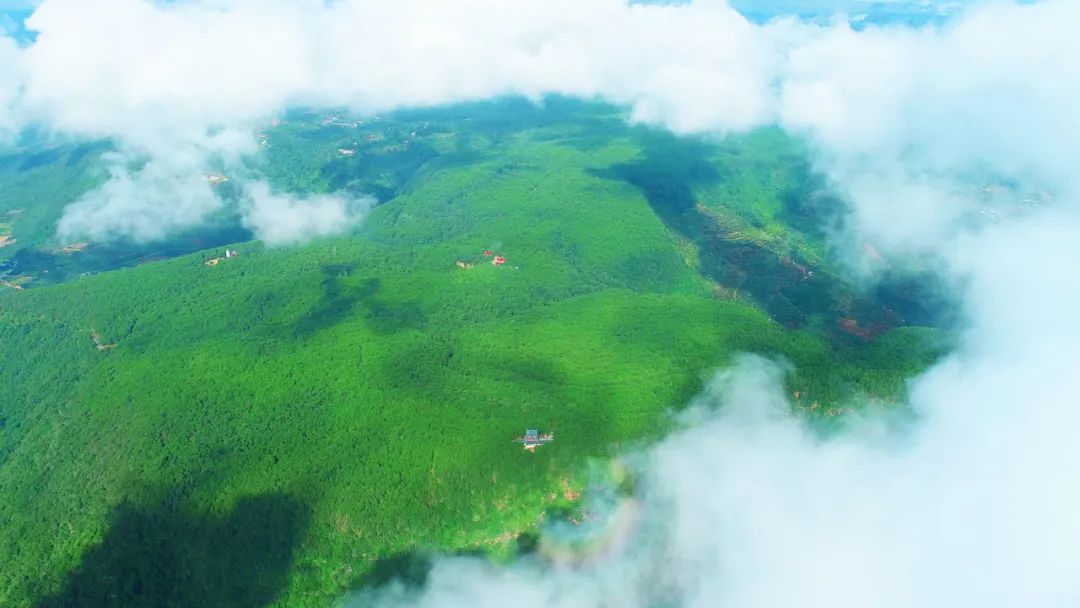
[0,98,947,607]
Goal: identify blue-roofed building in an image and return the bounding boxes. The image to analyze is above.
[515,429,555,451]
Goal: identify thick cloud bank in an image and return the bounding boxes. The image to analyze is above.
[1,0,779,244]
[13,0,772,135]
[778,0,1080,258]
[3,0,1079,250]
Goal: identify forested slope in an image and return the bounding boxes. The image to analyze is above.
[0,99,945,606]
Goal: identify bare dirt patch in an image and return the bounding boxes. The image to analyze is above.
[837,317,888,341]
[560,479,580,502]
[56,242,89,255]
[470,531,517,549]
[90,330,117,351]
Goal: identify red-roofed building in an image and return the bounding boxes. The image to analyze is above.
[492,256,507,266]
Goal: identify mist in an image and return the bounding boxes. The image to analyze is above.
[240,182,373,247]
[56,148,226,243]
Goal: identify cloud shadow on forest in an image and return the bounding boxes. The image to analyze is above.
[36,492,311,608]
[289,264,428,339]
[588,129,944,337]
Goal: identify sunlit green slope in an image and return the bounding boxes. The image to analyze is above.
[0,99,944,607]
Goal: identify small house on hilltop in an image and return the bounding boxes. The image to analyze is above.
[59,242,89,255]
[205,249,238,267]
[515,429,555,451]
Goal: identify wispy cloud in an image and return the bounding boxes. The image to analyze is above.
[240,182,373,247]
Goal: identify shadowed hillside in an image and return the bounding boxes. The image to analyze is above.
[37,494,310,608]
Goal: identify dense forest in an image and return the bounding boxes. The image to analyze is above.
[0,98,947,606]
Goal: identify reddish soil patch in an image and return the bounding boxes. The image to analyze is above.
[560,479,580,502]
[57,242,89,255]
[836,317,888,341]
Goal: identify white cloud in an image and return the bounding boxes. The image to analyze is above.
[3,0,782,244]
[55,129,256,243]
[778,0,1080,258]
[56,150,223,243]
[12,0,775,137]
[240,181,373,246]
[3,0,1074,251]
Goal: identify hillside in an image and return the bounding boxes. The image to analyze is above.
[0,98,945,607]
